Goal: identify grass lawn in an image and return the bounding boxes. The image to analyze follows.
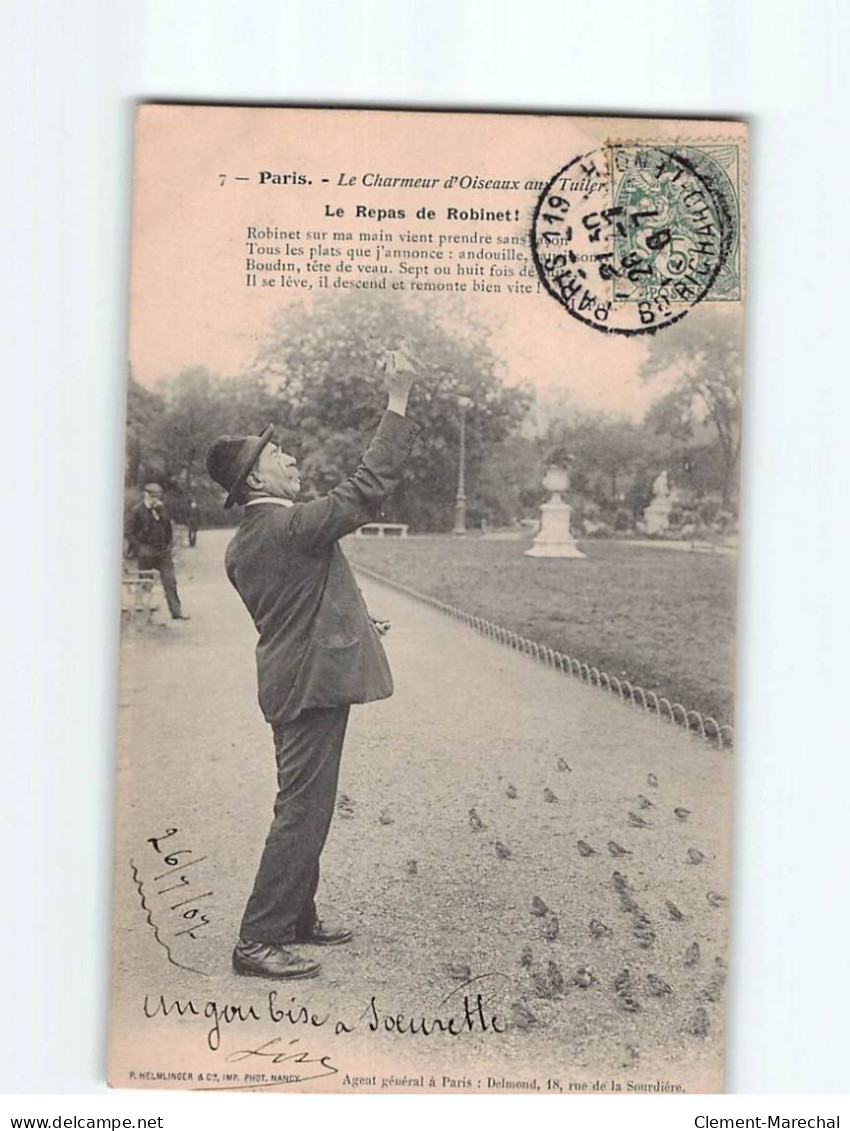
[345,535,738,727]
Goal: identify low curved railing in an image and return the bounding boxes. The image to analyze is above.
[353,562,734,749]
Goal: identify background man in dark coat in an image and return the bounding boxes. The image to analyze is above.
[126,482,189,621]
[205,352,417,981]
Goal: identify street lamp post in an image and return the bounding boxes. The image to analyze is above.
[453,394,473,535]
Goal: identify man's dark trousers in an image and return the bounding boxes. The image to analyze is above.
[240,705,350,943]
[138,551,184,619]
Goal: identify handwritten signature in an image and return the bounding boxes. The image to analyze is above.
[225,1037,338,1082]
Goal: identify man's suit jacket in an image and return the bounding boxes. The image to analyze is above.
[127,501,174,558]
[225,410,418,727]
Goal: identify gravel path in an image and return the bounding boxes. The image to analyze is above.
[109,530,733,1094]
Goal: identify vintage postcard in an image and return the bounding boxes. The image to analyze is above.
[110,105,746,1094]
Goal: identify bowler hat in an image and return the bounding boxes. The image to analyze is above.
[205,424,274,509]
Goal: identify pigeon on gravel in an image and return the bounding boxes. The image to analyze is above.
[613,969,633,995]
[674,807,691,820]
[665,899,684,921]
[547,960,566,995]
[684,942,701,967]
[636,794,655,810]
[702,967,727,1003]
[608,840,631,857]
[495,840,513,860]
[577,840,597,856]
[633,925,656,949]
[543,788,559,803]
[532,970,556,999]
[520,945,533,969]
[688,1007,710,1038]
[531,895,550,917]
[405,859,418,876]
[573,966,595,988]
[443,962,472,981]
[510,1001,537,1030]
[379,809,394,826]
[687,848,706,864]
[337,794,355,819]
[469,808,485,832]
[619,996,641,1013]
[506,784,518,799]
[628,812,652,828]
[589,919,612,939]
[541,915,560,941]
[612,871,631,892]
[557,758,572,772]
[619,894,640,913]
[706,891,726,907]
[647,773,659,788]
[647,974,673,996]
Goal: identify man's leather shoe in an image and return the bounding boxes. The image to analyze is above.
[294,920,353,946]
[232,939,321,979]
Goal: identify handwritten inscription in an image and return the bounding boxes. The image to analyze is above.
[146,827,213,941]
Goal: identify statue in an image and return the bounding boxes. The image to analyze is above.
[525,454,586,559]
[644,469,674,535]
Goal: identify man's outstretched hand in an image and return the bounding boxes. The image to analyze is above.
[381,340,418,415]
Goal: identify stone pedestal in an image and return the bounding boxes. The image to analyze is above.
[525,500,586,558]
[525,464,585,559]
[644,498,672,535]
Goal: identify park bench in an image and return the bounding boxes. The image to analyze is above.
[355,522,409,537]
[120,569,159,628]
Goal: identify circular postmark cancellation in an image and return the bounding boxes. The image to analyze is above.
[531,144,737,335]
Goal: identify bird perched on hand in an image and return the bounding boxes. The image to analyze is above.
[468,808,485,832]
[647,973,673,996]
[684,942,701,967]
[706,891,726,907]
[687,848,705,864]
[557,757,572,772]
[505,784,518,799]
[543,787,559,803]
[589,919,612,940]
[541,915,560,941]
[494,840,512,860]
[647,773,659,788]
[674,806,691,820]
[531,895,550,917]
[628,812,652,828]
[608,840,631,857]
[665,899,684,921]
[577,840,597,857]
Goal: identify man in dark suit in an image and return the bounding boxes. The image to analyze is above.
[205,354,417,980]
[126,482,189,621]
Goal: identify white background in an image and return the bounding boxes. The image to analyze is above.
[5,0,850,1119]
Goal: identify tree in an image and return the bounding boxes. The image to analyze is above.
[639,310,743,507]
[250,291,533,530]
[544,409,645,506]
